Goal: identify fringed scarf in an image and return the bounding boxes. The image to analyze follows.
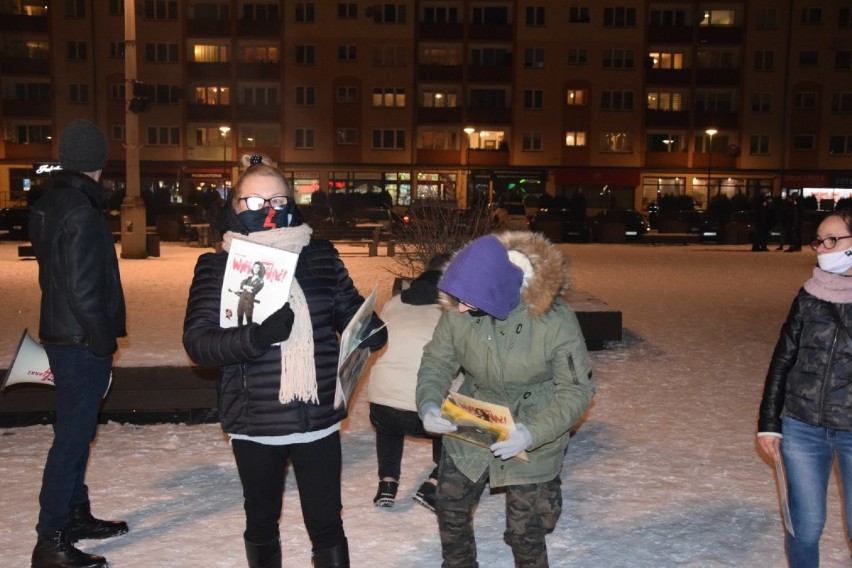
[222,224,319,405]
[803,267,852,304]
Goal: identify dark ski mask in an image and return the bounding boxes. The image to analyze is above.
[466,307,488,318]
[237,205,292,232]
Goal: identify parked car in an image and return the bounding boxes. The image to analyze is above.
[296,203,338,227]
[656,210,719,242]
[0,206,31,241]
[491,202,530,231]
[591,209,650,242]
[530,208,592,243]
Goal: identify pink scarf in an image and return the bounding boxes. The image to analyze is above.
[803,267,852,303]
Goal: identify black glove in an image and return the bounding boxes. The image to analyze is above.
[252,303,295,348]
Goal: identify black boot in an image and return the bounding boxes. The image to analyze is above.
[68,503,128,542]
[31,528,108,568]
[311,538,349,568]
[245,537,282,568]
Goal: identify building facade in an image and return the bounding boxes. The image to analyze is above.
[1,0,851,214]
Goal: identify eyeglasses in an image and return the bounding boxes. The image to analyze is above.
[810,235,852,251]
[238,195,288,211]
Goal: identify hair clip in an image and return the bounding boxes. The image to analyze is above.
[249,154,263,166]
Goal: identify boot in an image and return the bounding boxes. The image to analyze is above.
[31,528,108,568]
[245,537,282,568]
[68,503,128,542]
[311,538,349,568]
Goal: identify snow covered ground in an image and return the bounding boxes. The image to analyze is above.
[1,239,849,567]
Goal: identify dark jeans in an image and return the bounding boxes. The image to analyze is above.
[369,402,441,481]
[37,345,112,536]
[231,433,345,551]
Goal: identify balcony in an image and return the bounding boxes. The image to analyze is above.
[418,22,463,40]
[416,148,459,166]
[467,107,511,124]
[4,142,51,161]
[645,68,692,86]
[234,104,280,122]
[186,62,232,80]
[417,107,463,123]
[0,14,48,33]
[644,151,689,169]
[0,57,49,75]
[236,19,281,37]
[2,100,51,118]
[645,109,691,128]
[695,68,740,86]
[468,65,512,83]
[693,111,739,130]
[186,19,230,37]
[647,26,693,44]
[417,64,463,81]
[469,24,512,41]
[236,62,280,80]
[469,148,509,167]
[186,103,233,122]
[697,26,743,45]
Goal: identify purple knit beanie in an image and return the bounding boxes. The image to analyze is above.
[439,235,523,320]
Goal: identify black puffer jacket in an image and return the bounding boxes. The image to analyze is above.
[183,233,387,436]
[28,171,126,356]
[759,288,852,434]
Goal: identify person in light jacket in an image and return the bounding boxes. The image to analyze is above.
[416,232,595,568]
[758,210,852,567]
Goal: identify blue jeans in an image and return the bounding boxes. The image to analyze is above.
[37,345,112,536]
[781,416,852,567]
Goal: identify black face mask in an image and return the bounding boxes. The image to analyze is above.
[237,206,291,232]
[466,308,488,318]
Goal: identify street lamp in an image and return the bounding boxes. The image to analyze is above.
[705,128,717,202]
[464,127,475,201]
[219,125,231,182]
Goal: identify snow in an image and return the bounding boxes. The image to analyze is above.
[1,239,849,567]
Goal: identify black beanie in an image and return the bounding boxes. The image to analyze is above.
[58,119,108,172]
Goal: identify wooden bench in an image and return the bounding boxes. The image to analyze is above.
[311,225,387,257]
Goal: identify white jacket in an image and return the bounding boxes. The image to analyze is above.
[367,295,442,412]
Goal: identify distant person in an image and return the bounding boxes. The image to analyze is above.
[781,194,803,252]
[751,193,773,252]
[417,232,596,567]
[367,253,451,512]
[29,119,129,568]
[183,153,387,568]
[758,210,852,567]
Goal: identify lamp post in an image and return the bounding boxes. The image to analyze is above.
[705,128,717,203]
[219,125,231,182]
[464,127,475,203]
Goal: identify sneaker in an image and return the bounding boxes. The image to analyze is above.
[373,481,398,509]
[413,481,437,513]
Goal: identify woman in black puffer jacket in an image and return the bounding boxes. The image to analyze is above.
[183,154,386,568]
[757,210,852,567]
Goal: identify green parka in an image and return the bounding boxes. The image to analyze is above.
[416,231,595,487]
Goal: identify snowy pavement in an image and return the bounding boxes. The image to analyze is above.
[1,239,849,567]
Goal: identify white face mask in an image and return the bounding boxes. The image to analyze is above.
[817,247,852,274]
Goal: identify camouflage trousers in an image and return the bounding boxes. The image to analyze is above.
[436,449,563,568]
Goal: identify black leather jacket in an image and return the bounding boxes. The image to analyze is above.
[759,288,852,433]
[28,172,126,356]
[183,233,387,437]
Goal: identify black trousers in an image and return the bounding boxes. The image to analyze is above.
[231,432,345,551]
[369,402,441,481]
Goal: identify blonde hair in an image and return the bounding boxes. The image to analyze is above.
[232,153,292,203]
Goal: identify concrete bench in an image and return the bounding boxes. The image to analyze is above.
[311,226,387,257]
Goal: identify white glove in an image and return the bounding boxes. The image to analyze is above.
[420,403,457,435]
[491,423,532,460]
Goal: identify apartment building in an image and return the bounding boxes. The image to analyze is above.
[1,0,851,213]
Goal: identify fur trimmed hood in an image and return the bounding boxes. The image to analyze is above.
[439,231,570,319]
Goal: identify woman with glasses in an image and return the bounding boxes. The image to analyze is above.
[758,210,852,567]
[183,154,386,568]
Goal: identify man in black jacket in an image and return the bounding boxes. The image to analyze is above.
[29,119,128,568]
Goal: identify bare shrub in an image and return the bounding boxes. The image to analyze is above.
[390,199,495,278]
